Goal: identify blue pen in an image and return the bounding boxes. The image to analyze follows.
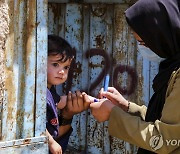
[104,74,110,92]
[91,74,110,102]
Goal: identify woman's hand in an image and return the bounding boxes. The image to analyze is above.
[57,95,67,109]
[99,87,129,112]
[90,99,115,122]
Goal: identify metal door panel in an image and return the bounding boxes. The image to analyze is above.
[48,2,159,154]
[1,0,48,153]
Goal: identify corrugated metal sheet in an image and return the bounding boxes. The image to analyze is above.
[48,2,159,154]
[0,1,10,141]
[0,136,48,154]
[0,0,48,153]
[35,0,48,138]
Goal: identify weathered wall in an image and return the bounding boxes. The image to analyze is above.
[48,2,159,153]
[0,0,9,139]
[0,0,48,152]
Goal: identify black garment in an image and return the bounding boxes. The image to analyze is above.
[146,55,180,122]
[126,0,180,58]
[125,0,180,153]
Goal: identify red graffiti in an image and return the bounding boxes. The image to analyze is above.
[86,48,111,93]
[113,64,137,95]
[62,48,137,96]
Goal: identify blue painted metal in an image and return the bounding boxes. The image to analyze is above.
[22,0,37,139]
[35,0,48,137]
[0,0,158,153]
[48,2,159,154]
[0,136,48,154]
[0,0,48,153]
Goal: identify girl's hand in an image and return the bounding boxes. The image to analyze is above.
[49,139,62,154]
[46,129,62,154]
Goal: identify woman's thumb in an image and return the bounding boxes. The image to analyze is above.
[57,96,67,109]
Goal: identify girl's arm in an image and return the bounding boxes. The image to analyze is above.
[46,129,62,154]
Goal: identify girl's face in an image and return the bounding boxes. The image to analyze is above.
[47,54,72,89]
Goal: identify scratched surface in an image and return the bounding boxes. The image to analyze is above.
[1,0,48,153]
[48,2,159,154]
[0,136,48,154]
[2,0,36,141]
[0,1,9,141]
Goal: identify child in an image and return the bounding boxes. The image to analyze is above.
[47,35,90,154]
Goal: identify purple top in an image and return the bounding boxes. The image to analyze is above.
[46,88,59,138]
[46,87,73,153]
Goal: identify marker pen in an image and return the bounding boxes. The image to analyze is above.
[104,74,110,92]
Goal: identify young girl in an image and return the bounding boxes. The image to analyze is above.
[47,35,90,154]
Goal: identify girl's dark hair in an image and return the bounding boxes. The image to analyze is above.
[48,35,75,62]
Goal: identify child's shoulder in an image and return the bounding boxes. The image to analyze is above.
[47,88,54,103]
[50,87,60,104]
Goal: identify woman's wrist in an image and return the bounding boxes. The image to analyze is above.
[119,100,130,112]
[59,110,73,126]
[126,101,130,112]
[61,110,73,120]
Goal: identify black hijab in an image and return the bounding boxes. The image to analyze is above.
[125,0,180,153]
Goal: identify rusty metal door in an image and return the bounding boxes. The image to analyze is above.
[0,0,48,153]
[48,1,160,154]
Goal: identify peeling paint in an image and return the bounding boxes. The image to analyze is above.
[1,0,48,152]
[48,2,159,153]
[0,0,10,141]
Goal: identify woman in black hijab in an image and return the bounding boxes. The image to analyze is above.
[90,0,180,153]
